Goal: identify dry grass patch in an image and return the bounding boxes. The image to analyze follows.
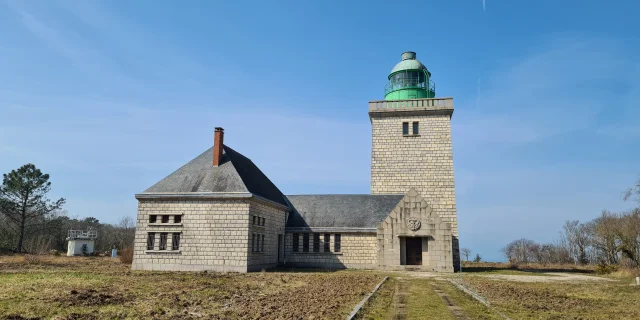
[463,275,640,319]
[0,255,383,319]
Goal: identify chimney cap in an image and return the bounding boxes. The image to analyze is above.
[215,127,224,132]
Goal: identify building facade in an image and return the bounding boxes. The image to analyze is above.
[132,52,459,273]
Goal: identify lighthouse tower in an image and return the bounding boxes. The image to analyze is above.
[369,51,459,269]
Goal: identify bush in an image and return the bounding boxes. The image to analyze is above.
[119,248,133,264]
[24,254,42,265]
[595,263,619,274]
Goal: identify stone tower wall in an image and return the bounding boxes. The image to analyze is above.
[370,107,459,268]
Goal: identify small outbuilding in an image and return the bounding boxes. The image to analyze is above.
[66,230,97,256]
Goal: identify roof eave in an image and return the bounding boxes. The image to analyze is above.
[135,192,290,211]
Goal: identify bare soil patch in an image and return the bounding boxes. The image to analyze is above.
[478,272,615,283]
[0,255,383,319]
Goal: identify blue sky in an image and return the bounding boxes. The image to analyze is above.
[1,0,639,261]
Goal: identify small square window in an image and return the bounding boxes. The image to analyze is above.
[159,233,168,250]
[149,215,157,223]
[412,122,419,135]
[174,215,182,223]
[161,215,169,223]
[402,122,409,135]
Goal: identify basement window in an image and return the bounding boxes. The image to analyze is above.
[334,234,341,253]
[402,122,409,135]
[324,234,330,252]
[303,233,309,252]
[293,233,299,252]
[147,233,155,250]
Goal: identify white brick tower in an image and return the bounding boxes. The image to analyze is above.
[369,51,459,269]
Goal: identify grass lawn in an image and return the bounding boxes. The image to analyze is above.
[0,255,383,319]
[357,277,501,320]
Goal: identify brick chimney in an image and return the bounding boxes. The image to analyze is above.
[213,127,224,167]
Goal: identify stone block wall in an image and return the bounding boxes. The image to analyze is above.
[284,232,377,269]
[370,112,459,268]
[132,199,251,272]
[247,200,287,271]
[376,189,454,272]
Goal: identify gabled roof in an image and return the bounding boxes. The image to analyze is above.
[142,145,288,207]
[285,194,404,229]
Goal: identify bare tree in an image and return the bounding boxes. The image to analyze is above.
[116,216,136,249]
[461,248,471,261]
[563,220,591,264]
[623,176,640,203]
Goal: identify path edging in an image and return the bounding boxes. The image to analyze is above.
[346,276,389,320]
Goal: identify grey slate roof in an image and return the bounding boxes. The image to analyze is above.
[143,145,288,207]
[285,194,404,228]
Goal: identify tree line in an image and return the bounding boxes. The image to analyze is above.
[0,163,135,254]
[502,177,640,267]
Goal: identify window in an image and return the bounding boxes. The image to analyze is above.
[174,215,182,223]
[147,233,155,250]
[402,122,409,135]
[313,233,320,252]
[412,121,419,135]
[303,233,309,252]
[172,233,181,250]
[324,234,330,252]
[261,217,265,226]
[334,234,341,252]
[159,233,168,250]
[252,216,257,226]
[261,234,265,252]
[149,215,157,223]
[161,215,169,223]
[292,233,299,252]
[252,233,256,252]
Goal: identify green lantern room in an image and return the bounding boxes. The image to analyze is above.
[384,51,436,100]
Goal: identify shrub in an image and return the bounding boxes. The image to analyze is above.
[595,263,619,274]
[24,254,42,265]
[119,248,133,264]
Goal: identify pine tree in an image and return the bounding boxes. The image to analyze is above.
[0,164,65,253]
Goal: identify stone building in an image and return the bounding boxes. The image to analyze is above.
[132,51,459,273]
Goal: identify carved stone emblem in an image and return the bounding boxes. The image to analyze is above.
[408,218,421,231]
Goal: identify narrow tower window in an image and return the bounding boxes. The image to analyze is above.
[402,122,409,135]
[413,122,419,135]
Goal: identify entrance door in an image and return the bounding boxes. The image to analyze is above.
[406,237,422,265]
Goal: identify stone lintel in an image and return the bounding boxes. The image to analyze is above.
[285,227,377,234]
